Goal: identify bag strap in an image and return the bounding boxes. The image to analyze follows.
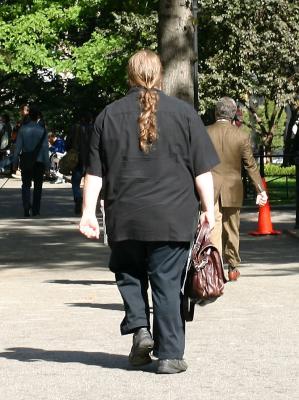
[195,221,210,248]
[182,295,195,322]
[181,220,212,322]
[181,218,211,295]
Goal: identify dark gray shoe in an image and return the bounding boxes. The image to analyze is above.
[129,327,154,366]
[157,359,188,374]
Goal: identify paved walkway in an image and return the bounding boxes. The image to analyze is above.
[0,177,298,400]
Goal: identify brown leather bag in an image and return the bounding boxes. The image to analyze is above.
[182,221,227,321]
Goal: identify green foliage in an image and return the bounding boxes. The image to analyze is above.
[198,0,298,154]
[0,0,158,129]
[257,102,286,141]
[266,176,295,205]
[0,0,297,143]
[242,100,287,149]
[264,163,295,176]
[198,0,299,112]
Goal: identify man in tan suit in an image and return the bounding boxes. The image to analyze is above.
[207,97,268,281]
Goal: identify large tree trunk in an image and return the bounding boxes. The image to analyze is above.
[158,0,195,105]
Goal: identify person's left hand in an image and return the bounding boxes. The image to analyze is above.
[256,190,268,206]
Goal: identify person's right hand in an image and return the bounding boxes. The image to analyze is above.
[79,213,100,239]
[200,210,215,230]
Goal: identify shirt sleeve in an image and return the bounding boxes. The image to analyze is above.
[188,112,220,176]
[86,111,104,177]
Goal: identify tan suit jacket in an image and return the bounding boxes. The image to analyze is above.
[206,121,263,207]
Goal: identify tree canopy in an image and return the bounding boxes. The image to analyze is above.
[0,0,298,148]
[198,0,299,111]
[0,0,158,128]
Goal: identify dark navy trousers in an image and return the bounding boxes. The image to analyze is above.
[21,162,45,214]
[109,240,189,360]
[71,165,83,202]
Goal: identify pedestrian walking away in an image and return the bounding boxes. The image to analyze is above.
[0,113,13,173]
[206,97,268,281]
[10,104,30,178]
[12,105,50,217]
[65,113,94,215]
[79,49,219,374]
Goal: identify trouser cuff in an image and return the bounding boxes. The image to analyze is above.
[120,319,149,335]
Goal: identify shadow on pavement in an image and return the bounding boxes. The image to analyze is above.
[0,216,110,271]
[237,227,299,275]
[66,302,153,313]
[0,347,156,372]
[67,302,124,311]
[0,188,75,219]
[1,186,298,274]
[45,279,116,285]
[1,187,110,271]
[241,266,299,277]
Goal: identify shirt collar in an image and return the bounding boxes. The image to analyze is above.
[127,86,162,95]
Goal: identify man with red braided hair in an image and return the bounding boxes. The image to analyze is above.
[79,49,219,374]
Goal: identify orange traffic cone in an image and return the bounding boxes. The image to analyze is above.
[249,178,281,236]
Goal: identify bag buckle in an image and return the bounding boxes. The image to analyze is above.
[196,257,209,271]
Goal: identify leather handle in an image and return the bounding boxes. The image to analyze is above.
[195,220,210,248]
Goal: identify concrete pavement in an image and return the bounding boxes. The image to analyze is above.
[0,176,298,400]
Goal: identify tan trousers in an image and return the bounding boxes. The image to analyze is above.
[210,200,241,267]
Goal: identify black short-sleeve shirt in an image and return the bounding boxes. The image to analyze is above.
[88,87,219,242]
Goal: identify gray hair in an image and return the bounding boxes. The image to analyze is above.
[215,97,237,120]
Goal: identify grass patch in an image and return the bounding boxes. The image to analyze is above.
[266,176,296,204]
[244,176,296,205]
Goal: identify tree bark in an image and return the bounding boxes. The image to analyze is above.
[158,0,195,105]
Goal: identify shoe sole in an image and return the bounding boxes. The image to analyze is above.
[157,367,187,374]
[157,365,188,374]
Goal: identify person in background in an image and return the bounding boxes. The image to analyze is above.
[0,114,12,150]
[37,110,46,128]
[79,50,219,374]
[12,106,49,217]
[65,112,93,214]
[11,104,30,178]
[11,104,30,143]
[0,114,12,172]
[206,97,268,281]
[49,132,66,154]
[48,132,66,183]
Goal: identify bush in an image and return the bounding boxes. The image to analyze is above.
[264,164,295,176]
